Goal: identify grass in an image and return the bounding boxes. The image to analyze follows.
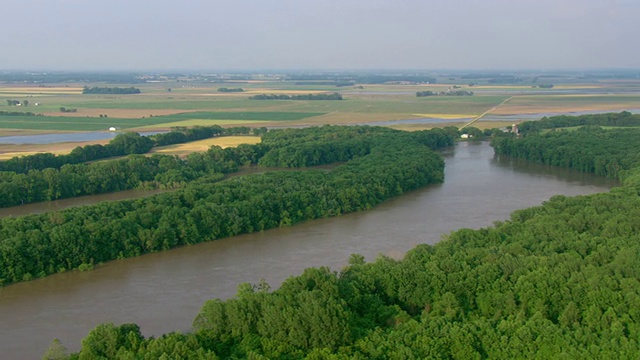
[494,94,640,115]
[137,120,269,128]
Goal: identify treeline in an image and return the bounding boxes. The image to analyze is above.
[417,90,474,97]
[492,126,640,178]
[516,111,640,134]
[82,86,141,94]
[249,92,343,100]
[0,132,153,173]
[57,153,640,358]
[217,87,244,92]
[0,110,40,117]
[0,126,452,288]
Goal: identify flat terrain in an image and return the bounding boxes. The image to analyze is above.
[1,77,639,153]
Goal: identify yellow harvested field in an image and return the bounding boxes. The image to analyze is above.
[0,140,110,160]
[0,87,83,94]
[0,136,262,160]
[149,136,262,157]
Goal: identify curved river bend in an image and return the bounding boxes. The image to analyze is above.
[0,142,617,359]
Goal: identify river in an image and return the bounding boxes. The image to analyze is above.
[0,142,617,359]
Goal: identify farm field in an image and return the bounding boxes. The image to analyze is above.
[149,136,262,157]
[0,139,110,160]
[1,76,639,151]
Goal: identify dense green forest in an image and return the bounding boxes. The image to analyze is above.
[249,93,343,100]
[514,111,640,135]
[0,126,452,288]
[51,116,640,359]
[492,125,640,178]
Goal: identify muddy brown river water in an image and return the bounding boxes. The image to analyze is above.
[0,142,617,359]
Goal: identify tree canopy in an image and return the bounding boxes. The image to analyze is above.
[43,116,640,358]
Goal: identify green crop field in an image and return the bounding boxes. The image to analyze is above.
[0,111,326,131]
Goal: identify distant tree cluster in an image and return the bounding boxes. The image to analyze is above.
[416,90,474,97]
[249,93,343,100]
[487,75,523,84]
[82,86,141,95]
[217,87,244,93]
[0,111,40,117]
[6,99,30,106]
[59,107,77,113]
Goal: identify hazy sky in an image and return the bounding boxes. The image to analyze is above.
[1,0,638,71]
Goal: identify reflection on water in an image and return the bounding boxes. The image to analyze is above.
[0,142,618,358]
[0,131,165,145]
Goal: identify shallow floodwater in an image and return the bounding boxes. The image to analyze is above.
[0,131,164,145]
[0,142,617,359]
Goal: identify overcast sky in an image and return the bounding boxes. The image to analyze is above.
[1,0,638,71]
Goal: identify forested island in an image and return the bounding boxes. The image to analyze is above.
[82,86,141,95]
[0,126,452,287]
[39,112,640,359]
[249,93,343,100]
